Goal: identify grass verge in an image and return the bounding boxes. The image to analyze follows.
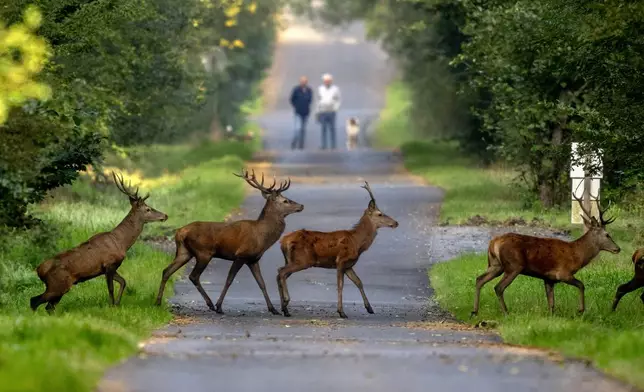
[0,137,258,392]
[377,82,644,388]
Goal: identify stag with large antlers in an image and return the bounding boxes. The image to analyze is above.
[155,169,303,314]
[278,182,398,318]
[30,173,168,312]
[471,190,620,316]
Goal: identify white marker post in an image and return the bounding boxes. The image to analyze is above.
[570,142,602,232]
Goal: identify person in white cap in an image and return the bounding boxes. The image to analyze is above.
[315,73,341,150]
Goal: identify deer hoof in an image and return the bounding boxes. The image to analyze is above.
[282,309,291,317]
[213,305,223,314]
[269,307,281,316]
[470,311,478,318]
[338,311,348,319]
[366,305,374,314]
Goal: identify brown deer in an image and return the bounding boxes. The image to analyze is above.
[471,193,620,316]
[278,182,398,319]
[30,173,168,312]
[612,248,644,311]
[154,169,303,314]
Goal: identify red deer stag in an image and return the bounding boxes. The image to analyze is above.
[30,173,168,312]
[155,169,303,314]
[612,248,644,311]
[471,193,620,316]
[278,182,398,318]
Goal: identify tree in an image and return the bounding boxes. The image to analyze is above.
[0,0,281,226]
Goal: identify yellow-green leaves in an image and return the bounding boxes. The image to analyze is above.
[0,5,51,124]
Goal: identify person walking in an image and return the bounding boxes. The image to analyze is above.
[316,73,341,150]
[289,76,313,150]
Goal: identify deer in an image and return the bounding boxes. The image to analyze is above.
[30,172,168,312]
[611,248,644,311]
[154,169,303,314]
[471,191,620,317]
[277,181,399,319]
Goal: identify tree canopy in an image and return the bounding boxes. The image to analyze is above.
[0,0,280,227]
[298,0,644,208]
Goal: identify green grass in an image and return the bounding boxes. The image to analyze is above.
[377,82,644,388]
[0,137,258,392]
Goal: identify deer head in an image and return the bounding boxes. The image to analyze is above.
[112,172,168,222]
[234,169,303,217]
[361,181,398,229]
[573,191,620,254]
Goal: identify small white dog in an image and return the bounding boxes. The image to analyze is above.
[345,117,360,150]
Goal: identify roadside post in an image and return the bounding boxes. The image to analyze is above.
[570,142,602,233]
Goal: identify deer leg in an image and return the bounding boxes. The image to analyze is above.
[544,280,555,314]
[345,268,373,314]
[494,270,520,315]
[105,272,116,306]
[563,277,586,314]
[189,257,216,311]
[248,261,280,315]
[471,265,503,317]
[337,268,348,319]
[214,259,245,314]
[611,278,644,311]
[113,272,127,306]
[155,247,193,306]
[45,296,63,314]
[277,263,308,317]
[30,293,48,311]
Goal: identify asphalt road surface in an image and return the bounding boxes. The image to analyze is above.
[98,11,635,392]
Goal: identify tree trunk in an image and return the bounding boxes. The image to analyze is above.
[209,112,223,142]
[539,180,555,208]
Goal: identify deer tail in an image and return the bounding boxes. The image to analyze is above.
[487,237,502,268]
[280,238,293,266]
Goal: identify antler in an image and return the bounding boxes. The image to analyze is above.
[361,181,377,204]
[234,168,291,194]
[597,198,616,226]
[111,172,149,201]
[571,181,615,227]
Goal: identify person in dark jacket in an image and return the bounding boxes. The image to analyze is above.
[289,76,313,149]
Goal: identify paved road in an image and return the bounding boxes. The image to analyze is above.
[98,11,635,392]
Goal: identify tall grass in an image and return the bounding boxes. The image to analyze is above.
[0,138,257,392]
[377,82,644,388]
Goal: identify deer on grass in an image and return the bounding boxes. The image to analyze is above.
[471,192,620,316]
[278,182,398,318]
[612,248,644,311]
[154,169,303,314]
[30,173,168,312]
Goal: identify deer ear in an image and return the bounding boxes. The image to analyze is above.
[261,192,270,200]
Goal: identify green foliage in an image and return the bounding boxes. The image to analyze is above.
[0,5,51,123]
[452,0,644,207]
[0,108,105,227]
[307,0,644,208]
[0,1,278,227]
